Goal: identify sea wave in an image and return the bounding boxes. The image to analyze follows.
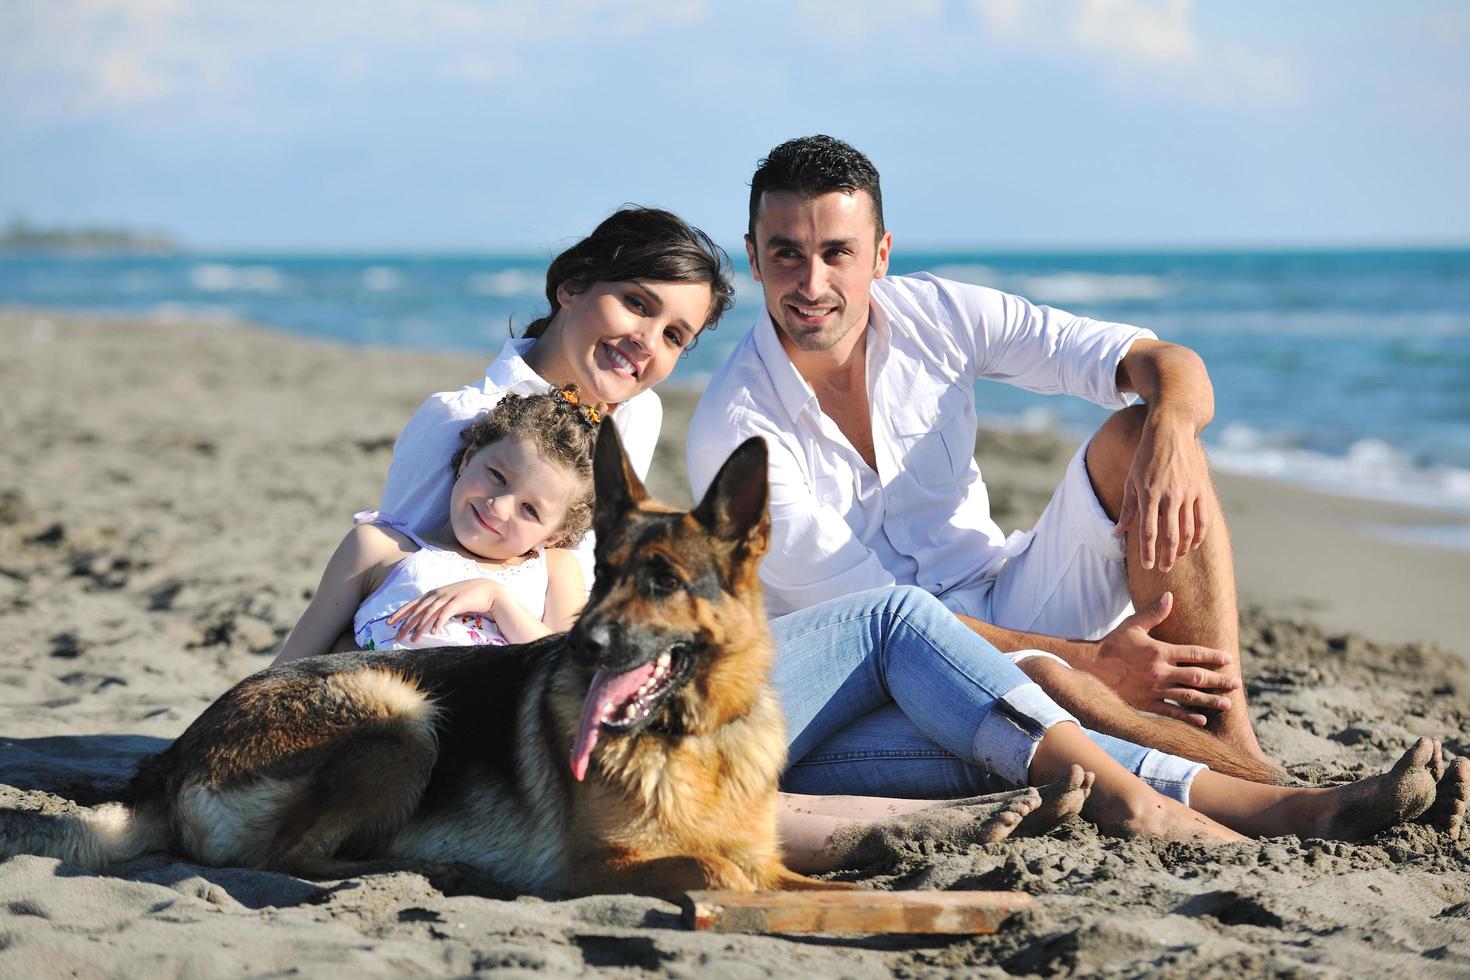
[360,266,402,291]
[928,264,1001,286]
[189,263,288,293]
[1010,272,1169,304]
[1208,424,1470,515]
[928,264,1168,303]
[465,268,540,298]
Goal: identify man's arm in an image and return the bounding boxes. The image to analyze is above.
[954,592,1238,724]
[1113,338,1215,573]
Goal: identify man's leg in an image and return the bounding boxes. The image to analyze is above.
[1015,656,1284,783]
[1083,404,1269,762]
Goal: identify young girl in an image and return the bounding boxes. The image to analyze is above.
[272,388,599,666]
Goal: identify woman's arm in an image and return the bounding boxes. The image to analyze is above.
[272,525,403,666]
[540,548,586,633]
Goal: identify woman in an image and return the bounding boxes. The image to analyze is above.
[374,206,1467,870]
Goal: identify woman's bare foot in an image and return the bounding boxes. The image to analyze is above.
[823,789,1042,868]
[1419,755,1469,840]
[1084,786,1247,843]
[1299,738,1442,841]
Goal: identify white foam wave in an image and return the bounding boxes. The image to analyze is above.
[1010,273,1168,304]
[466,269,540,298]
[731,272,761,302]
[925,266,1168,303]
[929,264,1000,286]
[360,266,402,291]
[189,263,287,293]
[1208,424,1470,515]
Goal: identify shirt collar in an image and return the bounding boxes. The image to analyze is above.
[751,296,891,423]
[482,337,553,395]
[752,305,821,423]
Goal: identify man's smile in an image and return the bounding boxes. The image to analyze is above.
[786,302,839,325]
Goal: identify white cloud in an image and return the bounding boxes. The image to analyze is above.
[1068,0,1198,67]
[969,0,1300,108]
[0,0,714,120]
[796,0,943,41]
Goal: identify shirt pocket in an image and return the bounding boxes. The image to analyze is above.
[889,383,974,485]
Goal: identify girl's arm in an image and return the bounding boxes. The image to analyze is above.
[272,525,404,666]
[385,549,586,646]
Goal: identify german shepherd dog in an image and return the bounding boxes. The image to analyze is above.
[0,423,848,902]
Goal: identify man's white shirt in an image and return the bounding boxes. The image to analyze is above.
[380,336,662,585]
[686,273,1154,617]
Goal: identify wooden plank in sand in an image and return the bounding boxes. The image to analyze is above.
[681,890,1034,935]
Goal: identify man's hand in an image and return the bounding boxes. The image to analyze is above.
[1090,591,1237,726]
[386,579,500,642]
[1112,414,1211,572]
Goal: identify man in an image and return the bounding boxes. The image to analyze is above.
[688,135,1281,782]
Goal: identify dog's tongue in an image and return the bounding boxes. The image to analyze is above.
[570,662,659,781]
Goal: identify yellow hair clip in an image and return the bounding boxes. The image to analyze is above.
[557,384,602,427]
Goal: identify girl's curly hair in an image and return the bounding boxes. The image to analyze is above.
[450,386,602,549]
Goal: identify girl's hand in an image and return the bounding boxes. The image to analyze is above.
[386,579,500,642]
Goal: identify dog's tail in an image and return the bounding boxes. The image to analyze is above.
[2,752,174,871]
[0,796,171,871]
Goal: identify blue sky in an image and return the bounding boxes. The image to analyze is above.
[2,0,1467,250]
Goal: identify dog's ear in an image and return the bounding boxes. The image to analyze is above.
[692,437,770,555]
[592,418,648,542]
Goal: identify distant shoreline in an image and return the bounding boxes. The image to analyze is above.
[0,221,178,255]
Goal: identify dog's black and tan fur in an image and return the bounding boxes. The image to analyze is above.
[0,424,847,901]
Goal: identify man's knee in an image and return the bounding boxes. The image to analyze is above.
[1084,406,1148,520]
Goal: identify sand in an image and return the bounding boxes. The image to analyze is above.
[1,310,1467,977]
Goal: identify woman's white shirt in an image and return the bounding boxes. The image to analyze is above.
[378,337,662,586]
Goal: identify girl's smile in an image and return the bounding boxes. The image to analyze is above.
[444,435,579,563]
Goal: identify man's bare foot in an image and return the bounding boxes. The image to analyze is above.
[1300,738,1441,841]
[823,790,1041,869]
[1418,756,1469,841]
[1011,765,1094,837]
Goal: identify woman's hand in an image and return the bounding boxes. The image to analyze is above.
[387,579,501,642]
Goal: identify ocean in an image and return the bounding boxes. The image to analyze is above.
[4,248,1469,541]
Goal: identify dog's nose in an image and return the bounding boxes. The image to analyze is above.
[581,622,617,659]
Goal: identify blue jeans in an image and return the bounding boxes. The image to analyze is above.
[770,586,1203,803]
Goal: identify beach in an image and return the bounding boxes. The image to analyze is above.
[2,309,1468,976]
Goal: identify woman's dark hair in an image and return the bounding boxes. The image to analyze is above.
[520,206,734,348]
[748,135,884,242]
[450,387,602,550]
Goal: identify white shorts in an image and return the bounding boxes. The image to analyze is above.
[944,437,1133,646]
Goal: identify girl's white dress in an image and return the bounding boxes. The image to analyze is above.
[350,511,547,651]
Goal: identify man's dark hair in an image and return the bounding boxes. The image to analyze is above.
[748,135,884,242]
